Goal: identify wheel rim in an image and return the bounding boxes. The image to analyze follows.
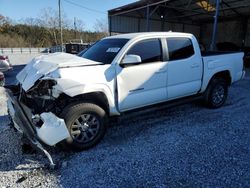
[70,113,100,143]
[212,85,225,105]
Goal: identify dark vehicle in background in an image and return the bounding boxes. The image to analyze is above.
[77,41,97,56]
[0,72,5,86]
[217,42,240,52]
[48,40,92,54]
[41,48,51,53]
[242,46,250,67]
[0,55,12,72]
[65,40,91,54]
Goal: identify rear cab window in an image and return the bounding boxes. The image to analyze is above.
[167,37,194,61]
[127,39,163,63]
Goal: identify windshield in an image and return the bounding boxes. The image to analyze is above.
[80,38,129,64]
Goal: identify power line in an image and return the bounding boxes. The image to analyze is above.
[63,0,106,14]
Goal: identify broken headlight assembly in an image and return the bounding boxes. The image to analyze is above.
[27,79,57,98]
[23,79,58,114]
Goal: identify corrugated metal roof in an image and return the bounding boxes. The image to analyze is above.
[109,0,250,23]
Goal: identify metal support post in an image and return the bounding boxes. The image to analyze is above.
[210,0,220,51]
[146,5,150,32]
[108,16,112,36]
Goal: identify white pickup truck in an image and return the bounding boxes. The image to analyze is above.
[6,32,245,165]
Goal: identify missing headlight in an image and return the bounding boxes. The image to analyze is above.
[28,79,57,97]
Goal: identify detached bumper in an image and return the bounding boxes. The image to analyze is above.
[6,89,37,142]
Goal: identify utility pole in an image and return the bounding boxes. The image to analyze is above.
[59,0,63,52]
[74,17,77,39]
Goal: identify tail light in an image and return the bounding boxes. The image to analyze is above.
[0,74,4,79]
[0,55,9,60]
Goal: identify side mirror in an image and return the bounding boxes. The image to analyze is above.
[121,54,142,67]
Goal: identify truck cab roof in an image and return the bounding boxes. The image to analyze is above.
[106,32,194,40]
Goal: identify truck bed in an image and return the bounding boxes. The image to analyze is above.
[200,51,244,92]
[201,51,242,56]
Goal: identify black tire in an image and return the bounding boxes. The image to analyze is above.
[59,102,107,151]
[204,78,228,109]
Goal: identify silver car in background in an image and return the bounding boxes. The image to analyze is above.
[0,55,12,72]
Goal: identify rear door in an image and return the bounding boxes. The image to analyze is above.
[116,38,168,111]
[166,37,203,99]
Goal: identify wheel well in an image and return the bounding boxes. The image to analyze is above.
[211,71,231,85]
[74,92,109,115]
[57,92,110,116]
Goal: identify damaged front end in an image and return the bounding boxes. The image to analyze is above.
[6,79,70,167]
[5,53,104,167]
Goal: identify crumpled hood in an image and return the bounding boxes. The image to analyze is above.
[16,52,102,91]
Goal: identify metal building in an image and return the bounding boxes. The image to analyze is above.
[108,0,250,50]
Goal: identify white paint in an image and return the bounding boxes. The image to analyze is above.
[201,52,244,92]
[16,32,244,117]
[36,112,70,146]
[167,35,203,99]
[122,54,141,64]
[16,52,102,91]
[116,61,167,111]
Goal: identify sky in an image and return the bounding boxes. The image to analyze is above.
[0,0,137,30]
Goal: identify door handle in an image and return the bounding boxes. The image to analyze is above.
[156,68,166,73]
[191,63,199,68]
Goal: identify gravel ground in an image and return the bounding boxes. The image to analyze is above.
[0,67,249,187]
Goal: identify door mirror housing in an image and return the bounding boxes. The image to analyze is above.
[121,54,142,67]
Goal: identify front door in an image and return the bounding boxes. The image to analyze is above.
[116,38,168,111]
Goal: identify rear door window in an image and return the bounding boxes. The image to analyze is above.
[167,38,194,61]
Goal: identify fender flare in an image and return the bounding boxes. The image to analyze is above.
[60,83,119,116]
[201,68,232,93]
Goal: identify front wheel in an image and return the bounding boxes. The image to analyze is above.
[59,102,107,151]
[204,78,228,109]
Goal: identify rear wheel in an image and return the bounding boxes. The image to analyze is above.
[204,78,228,108]
[59,102,107,151]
